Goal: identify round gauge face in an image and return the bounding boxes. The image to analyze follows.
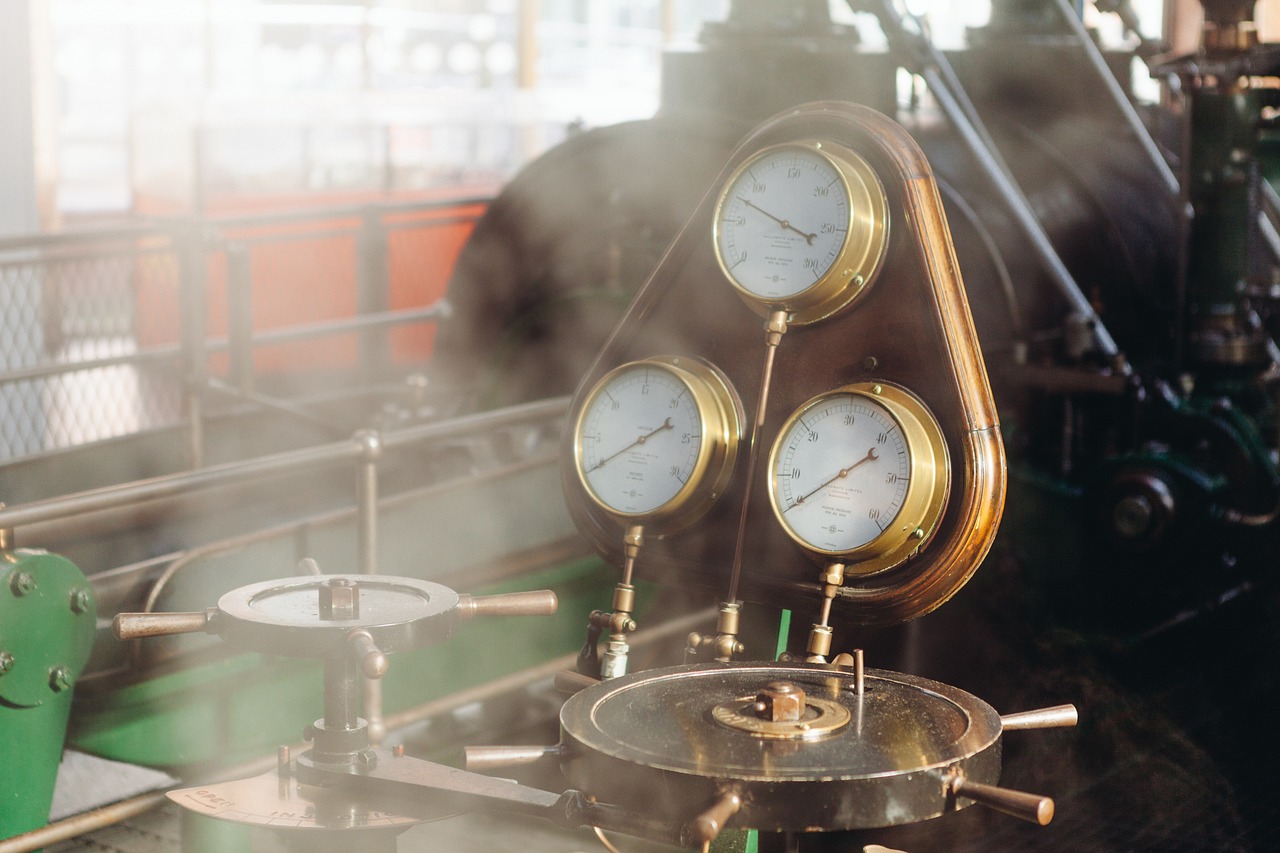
[771,393,910,554]
[767,383,949,569]
[574,359,738,521]
[712,141,888,324]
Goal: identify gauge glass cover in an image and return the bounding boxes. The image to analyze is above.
[574,359,737,522]
[768,383,949,569]
[713,141,888,323]
[772,394,909,553]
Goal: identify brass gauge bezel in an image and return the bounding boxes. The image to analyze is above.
[766,382,950,575]
[712,140,890,326]
[571,356,743,534]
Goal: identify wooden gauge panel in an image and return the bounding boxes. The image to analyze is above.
[562,102,1004,626]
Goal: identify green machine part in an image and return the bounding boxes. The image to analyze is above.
[0,549,96,838]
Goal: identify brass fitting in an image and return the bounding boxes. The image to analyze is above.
[753,681,806,722]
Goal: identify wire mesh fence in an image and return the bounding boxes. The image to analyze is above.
[0,198,485,463]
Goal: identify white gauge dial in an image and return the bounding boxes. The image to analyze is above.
[773,394,908,552]
[573,357,741,527]
[767,383,950,572]
[713,141,888,324]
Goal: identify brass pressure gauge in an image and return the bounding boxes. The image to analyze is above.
[713,140,889,325]
[572,357,742,533]
[767,382,949,575]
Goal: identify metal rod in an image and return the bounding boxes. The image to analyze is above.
[457,590,560,619]
[1000,703,1079,731]
[728,310,788,603]
[204,378,342,432]
[861,0,1121,359]
[178,222,209,470]
[226,241,254,392]
[324,654,360,734]
[356,430,381,576]
[950,776,1055,826]
[465,744,563,771]
[0,345,181,385]
[355,427,384,745]
[1049,0,1180,195]
[921,65,1121,359]
[0,303,449,392]
[0,397,569,531]
[112,610,215,640]
[0,791,170,853]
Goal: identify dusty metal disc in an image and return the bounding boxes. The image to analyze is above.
[216,575,460,657]
[559,662,1002,832]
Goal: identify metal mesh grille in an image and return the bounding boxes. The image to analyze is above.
[0,199,483,464]
[0,237,184,459]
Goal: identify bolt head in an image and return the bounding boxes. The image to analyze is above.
[69,587,92,614]
[0,651,14,674]
[319,578,360,620]
[49,666,72,692]
[9,571,35,597]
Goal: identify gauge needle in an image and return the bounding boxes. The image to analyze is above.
[590,418,674,471]
[785,447,878,511]
[739,197,818,245]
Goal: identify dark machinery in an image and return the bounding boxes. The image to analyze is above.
[116,102,1080,852]
[10,1,1280,850]
[437,0,1280,638]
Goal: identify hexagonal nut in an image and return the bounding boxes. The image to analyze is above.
[755,681,805,722]
[318,578,359,620]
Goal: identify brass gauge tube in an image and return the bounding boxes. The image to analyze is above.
[727,309,790,604]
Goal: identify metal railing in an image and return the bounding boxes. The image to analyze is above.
[0,196,489,464]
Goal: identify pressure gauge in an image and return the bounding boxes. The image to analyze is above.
[572,357,742,532]
[767,382,950,574]
[713,140,889,325]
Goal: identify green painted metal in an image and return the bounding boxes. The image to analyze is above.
[1186,86,1261,345]
[711,829,757,852]
[181,809,252,853]
[0,550,96,838]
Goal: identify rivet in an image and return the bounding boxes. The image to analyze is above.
[69,587,92,614]
[49,666,72,693]
[9,571,35,597]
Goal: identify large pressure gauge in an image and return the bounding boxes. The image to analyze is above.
[713,140,889,325]
[572,357,742,532]
[767,382,950,574]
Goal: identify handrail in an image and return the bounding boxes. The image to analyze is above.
[0,194,495,254]
[0,397,569,531]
